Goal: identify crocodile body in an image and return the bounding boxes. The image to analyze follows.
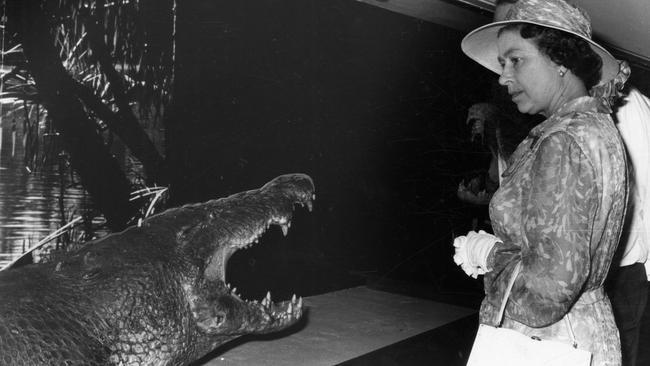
[0,173,314,365]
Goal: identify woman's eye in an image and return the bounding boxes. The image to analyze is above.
[511,57,522,66]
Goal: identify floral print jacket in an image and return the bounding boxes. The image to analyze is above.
[480,96,628,327]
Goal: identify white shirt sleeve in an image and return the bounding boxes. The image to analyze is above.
[615,88,650,272]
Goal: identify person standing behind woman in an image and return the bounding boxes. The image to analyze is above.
[594,61,650,366]
[496,2,650,365]
[452,0,628,365]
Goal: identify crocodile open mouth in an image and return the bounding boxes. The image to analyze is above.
[197,173,316,332]
[222,202,314,327]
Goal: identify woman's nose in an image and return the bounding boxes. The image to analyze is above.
[498,67,513,86]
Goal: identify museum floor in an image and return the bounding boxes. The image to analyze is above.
[193,271,650,366]
[351,277,650,366]
[349,276,650,366]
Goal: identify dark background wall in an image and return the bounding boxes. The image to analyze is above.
[164,0,648,301]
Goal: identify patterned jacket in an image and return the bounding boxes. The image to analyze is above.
[481,96,628,327]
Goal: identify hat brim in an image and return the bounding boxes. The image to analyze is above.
[461,20,618,86]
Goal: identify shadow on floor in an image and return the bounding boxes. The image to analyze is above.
[338,314,478,366]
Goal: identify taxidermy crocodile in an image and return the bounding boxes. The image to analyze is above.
[0,173,315,365]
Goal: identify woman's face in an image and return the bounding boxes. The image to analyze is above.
[497,29,562,116]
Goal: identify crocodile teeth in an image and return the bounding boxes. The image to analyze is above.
[261,291,272,308]
[281,225,289,236]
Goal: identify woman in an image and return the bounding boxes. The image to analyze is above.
[452,0,627,364]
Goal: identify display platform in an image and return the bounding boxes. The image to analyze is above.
[197,286,476,366]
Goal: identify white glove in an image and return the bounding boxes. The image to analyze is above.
[466,230,500,269]
[453,230,500,278]
[453,234,482,278]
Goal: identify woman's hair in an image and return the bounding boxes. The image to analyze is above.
[499,24,603,90]
[495,0,518,5]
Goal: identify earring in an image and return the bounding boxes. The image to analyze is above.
[559,68,566,77]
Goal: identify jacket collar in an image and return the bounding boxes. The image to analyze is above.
[529,96,612,138]
[501,96,612,179]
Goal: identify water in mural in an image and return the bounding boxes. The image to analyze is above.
[0,115,93,269]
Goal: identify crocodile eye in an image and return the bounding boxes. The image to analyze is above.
[208,311,227,329]
[215,313,225,326]
[197,310,227,332]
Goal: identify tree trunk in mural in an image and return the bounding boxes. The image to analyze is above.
[10,0,135,231]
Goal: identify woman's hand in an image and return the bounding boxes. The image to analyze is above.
[454,233,486,278]
[453,230,501,278]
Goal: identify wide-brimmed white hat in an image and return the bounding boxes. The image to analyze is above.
[461,0,618,86]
